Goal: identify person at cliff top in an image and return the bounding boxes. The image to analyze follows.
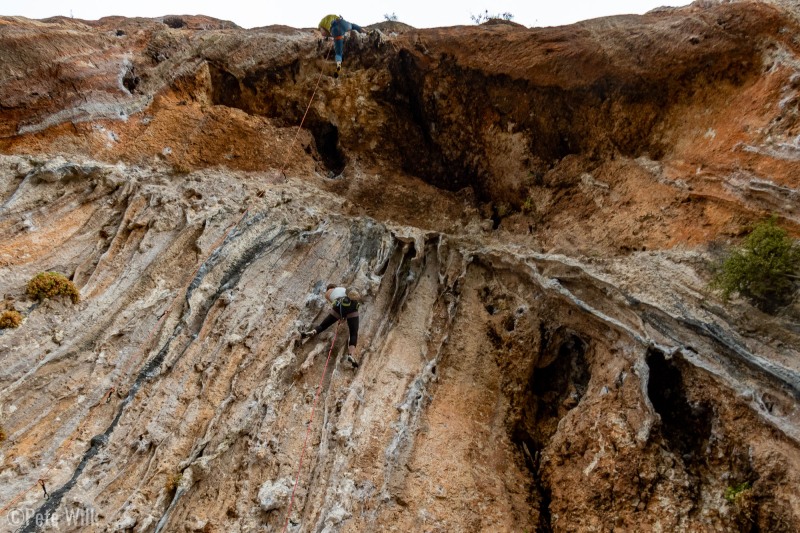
[302,284,362,367]
[318,15,366,74]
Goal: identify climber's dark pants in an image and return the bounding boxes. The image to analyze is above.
[316,312,359,347]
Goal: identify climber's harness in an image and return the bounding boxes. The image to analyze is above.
[332,296,359,318]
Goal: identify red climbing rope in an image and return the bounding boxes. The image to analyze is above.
[0,484,36,517]
[282,320,341,533]
[280,46,331,181]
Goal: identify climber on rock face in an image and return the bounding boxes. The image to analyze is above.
[317,15,365,76]
[302,283,362,367]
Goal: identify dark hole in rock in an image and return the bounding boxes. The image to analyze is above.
[643,350,787,530]
[122,66,139,93]
[491,210,502,230]
[307,120,346,177]
[209,65,242,109]
[646,349,712,463]
[526,333,590,446]
[163,16,186,29]
[511,329,590,533]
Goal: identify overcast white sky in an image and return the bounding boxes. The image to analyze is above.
[0,1,692,29]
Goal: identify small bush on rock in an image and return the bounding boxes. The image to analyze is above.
[724,481,755,523]
[471,10,514,24]
[0,309,23,329]
[165,472,183,493]
[0,426,7,442]
[26,272,80,303]
[711,217,800,311]
[724,481,752,503]
[171,163,191,175]
[522,197,535,215]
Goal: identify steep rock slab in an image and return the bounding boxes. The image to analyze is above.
[1,153,798,531]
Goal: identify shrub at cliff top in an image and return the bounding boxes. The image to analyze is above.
[26,272,80,304]
[0,309,23,329]
[711,217,800,311]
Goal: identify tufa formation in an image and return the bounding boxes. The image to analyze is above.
[1,1,800,531]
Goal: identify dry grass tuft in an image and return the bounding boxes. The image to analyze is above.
[0,309,22,329]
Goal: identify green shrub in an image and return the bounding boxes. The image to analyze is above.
[0,309,23,329]
[725,481,756,523]
[724,481,752,503]
[711,217,800,311]
[26,272,80,303]
[522,197,535,215]
[495,202,511,218]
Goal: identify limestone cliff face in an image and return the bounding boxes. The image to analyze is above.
[1,2,799,532]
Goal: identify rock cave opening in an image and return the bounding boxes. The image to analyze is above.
[516,330,590,450]
[381,56,626,208]
[379,43,773,210]
[511,328,591,533]
[208,64,244,110]
[162,16,186,29]
[643,350,790,530]
[122,65,139,94]
[646,349,712,472]
[304,116,347,177]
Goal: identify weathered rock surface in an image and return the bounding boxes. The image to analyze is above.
[1,1,799,531]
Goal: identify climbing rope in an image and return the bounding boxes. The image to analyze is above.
[282,320,341,533]
[0,41,336,523]
[280,46,331,181]
[0,485,35,518]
